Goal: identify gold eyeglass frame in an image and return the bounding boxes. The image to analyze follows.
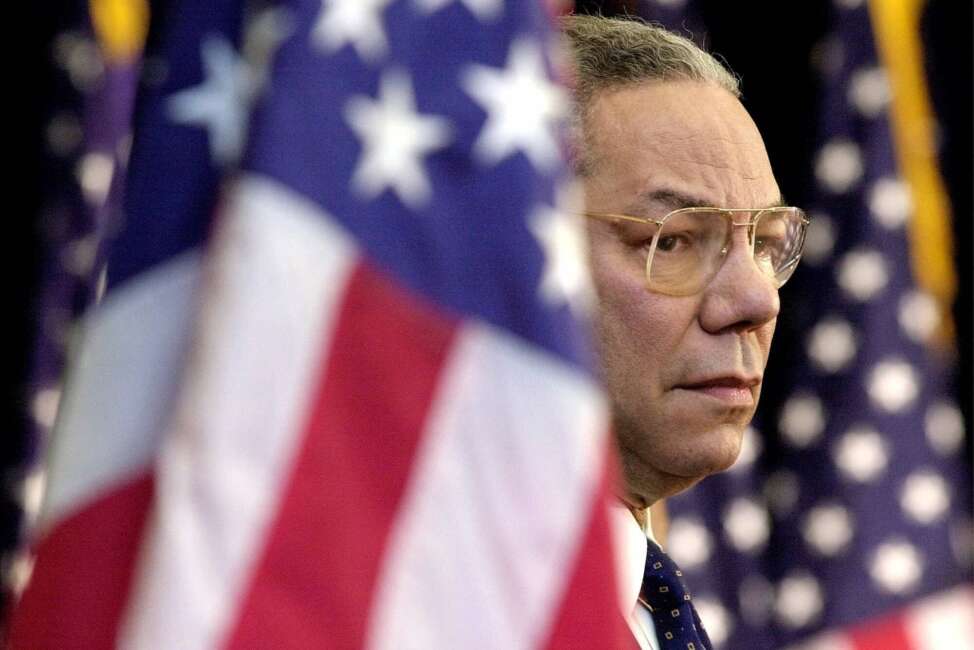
[584,206,810,296]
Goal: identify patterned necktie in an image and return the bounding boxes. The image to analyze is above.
[639,539,712,650]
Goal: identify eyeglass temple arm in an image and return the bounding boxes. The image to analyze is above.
[582,211,665,226]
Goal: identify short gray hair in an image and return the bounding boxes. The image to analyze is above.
[560,14,740,175]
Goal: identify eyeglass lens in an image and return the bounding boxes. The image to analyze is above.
[647,208,805,295]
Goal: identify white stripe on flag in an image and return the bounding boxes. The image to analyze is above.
[39,251,202,532]
[365,322,607,650]
[119,175,356,650]
[904,584,974,650]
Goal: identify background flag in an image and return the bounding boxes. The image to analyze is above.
[5,0,149,607]
[10,0,246,644]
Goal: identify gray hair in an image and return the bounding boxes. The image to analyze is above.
[560,14,740,175]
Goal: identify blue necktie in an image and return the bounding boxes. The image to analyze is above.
[639,539,712,650]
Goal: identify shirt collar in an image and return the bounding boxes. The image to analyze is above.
[610,503,657,615]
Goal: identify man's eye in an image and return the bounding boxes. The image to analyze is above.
[656,233,693,253]
[755,218,788,256]
[755,235,784,257]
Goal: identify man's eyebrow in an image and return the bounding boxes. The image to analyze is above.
[626,188,788,213]
[625,189,708,214]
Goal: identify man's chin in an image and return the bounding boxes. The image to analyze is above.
[620,454,718,505]
[644,455,735,501]
[654,424,745,481]
[614,411,747,499]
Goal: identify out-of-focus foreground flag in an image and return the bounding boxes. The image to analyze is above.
[635,1,973,649]
[10,0,629,648]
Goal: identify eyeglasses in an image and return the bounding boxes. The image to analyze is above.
[585,206,809,296]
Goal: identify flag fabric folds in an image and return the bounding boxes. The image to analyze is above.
[11,1,629,648]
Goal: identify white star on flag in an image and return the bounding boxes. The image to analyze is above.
[528,183,593,315]
[344,69,452,209]
[462,38,567,171]
[312,0,394,63]
[414,0,502,22]
[166,35,252,166]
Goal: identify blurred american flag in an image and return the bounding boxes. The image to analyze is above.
[10,1,630,647]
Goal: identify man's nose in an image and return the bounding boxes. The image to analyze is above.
[698,230,780,334]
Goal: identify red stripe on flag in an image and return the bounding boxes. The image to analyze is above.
[541,446,635,650]
[8,472,155,649]
[223,261,459,649]
[848,609,912,650]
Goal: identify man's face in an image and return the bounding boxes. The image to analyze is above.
[583,80,782,507]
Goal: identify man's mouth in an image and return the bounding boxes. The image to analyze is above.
[675,375,760,406]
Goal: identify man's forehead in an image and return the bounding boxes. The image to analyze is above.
[622,188,788,215]
[583,81,780,210]
[589,81,761,148]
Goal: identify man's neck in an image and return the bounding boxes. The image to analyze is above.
[622,500,667,545]
[630,505,649,531]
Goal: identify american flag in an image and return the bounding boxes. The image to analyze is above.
[10,1,631,647]
[6,0,149,608]
[629,1,974,648]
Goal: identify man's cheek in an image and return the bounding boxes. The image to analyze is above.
[756,321,777,368]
